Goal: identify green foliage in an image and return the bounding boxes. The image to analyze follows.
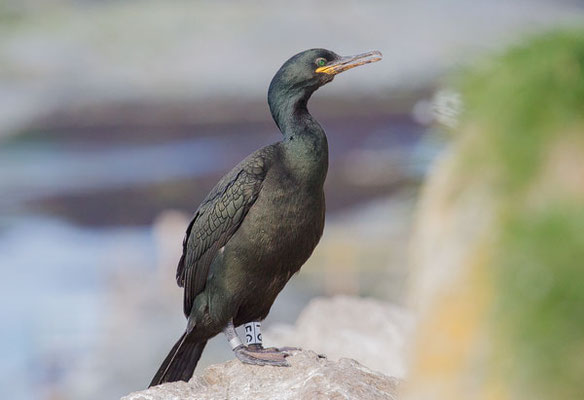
[460,29,584,191]
[458,29,584,398]
[494,207,584,399]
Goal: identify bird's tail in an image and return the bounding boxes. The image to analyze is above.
[149,331,207,387]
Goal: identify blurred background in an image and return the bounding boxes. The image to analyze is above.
[1,1,583,399]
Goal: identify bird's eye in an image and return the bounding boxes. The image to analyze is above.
[315,58,327,67]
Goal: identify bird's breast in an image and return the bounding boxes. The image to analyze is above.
[233,166,326,275]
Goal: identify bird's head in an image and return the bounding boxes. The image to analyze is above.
[270,48,382,94]
[268,48,382,121]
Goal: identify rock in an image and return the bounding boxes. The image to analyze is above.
[121,350,399,400]
[264,296,412,379]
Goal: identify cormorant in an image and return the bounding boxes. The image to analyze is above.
[150,48,382,387]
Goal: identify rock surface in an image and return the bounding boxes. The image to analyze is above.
[122,350,399,400]
[264,296,412,379]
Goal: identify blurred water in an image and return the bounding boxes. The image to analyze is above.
[0,215,154,400]
[0,133,268,207]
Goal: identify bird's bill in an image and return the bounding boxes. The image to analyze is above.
[316,50,383,75]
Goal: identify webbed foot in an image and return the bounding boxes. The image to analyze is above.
[247,344,300,354]
[234,345,290,366]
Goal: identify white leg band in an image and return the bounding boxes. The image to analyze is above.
[244,322,262,345]
[229,336,243,350]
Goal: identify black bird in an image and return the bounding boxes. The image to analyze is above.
[150,48,382,387]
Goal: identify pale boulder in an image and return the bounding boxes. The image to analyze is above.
[264,296,413,379]
[122,350,399,400]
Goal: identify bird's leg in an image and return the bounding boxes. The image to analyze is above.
[243,321,300,354]
[223,319,289,366]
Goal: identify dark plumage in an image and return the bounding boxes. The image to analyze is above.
[150,48,382,387]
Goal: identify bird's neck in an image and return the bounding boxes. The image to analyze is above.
[269,90,329,186]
